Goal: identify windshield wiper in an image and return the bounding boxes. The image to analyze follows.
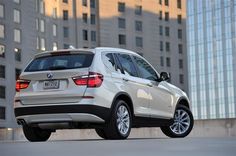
[49,66,67,70]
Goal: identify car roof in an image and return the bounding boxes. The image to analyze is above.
[34,47,140,58]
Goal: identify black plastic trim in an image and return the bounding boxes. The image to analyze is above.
[14,105,111,121]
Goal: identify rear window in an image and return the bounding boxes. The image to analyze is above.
[25,54,94,72]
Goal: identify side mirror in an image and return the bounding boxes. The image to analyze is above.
[160,72,170,81]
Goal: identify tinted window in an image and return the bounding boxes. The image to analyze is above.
[133,56,158,81]
[102,52,116,71]
[25,53,94,72]
[116,54,138,77]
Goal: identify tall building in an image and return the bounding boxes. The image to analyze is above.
[0,0,187,128]
[187,0,236,119]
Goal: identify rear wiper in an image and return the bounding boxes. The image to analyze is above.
[49,66,67,70]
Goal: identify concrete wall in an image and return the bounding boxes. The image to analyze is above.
[0,118,236,141]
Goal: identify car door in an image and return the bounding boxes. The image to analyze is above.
[132,55,173,119]
[115,53,151,117]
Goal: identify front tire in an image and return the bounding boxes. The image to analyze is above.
[104,100,132,139]
[23,125,51,142]
[161,105,194,138]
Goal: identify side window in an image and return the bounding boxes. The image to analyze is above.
[102,52,116,71]
[116,53,138,77]
[133,56,158,81]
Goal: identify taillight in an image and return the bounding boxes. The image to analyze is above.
[73,72,103,88]
[16,79,31,92]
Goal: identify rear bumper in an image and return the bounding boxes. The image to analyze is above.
[14,105,111,124]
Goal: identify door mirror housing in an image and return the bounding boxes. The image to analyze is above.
[159,72,170,81]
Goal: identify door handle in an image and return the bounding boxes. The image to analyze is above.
[146,83,153,87]
[122,77,129,81]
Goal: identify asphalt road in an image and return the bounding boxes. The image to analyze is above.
[1,137,236,156]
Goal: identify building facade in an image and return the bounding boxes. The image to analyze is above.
[0,0,187,128]
[187,0,236,119]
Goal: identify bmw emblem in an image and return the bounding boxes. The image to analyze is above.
[47,73,53,79]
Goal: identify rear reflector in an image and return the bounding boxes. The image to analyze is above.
[16,79,31,92]
[73,72,103,88]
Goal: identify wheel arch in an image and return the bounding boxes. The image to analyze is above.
[176,97,190,109]
[110,92,134,118]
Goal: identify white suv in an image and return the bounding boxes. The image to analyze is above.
[14,47,194,142]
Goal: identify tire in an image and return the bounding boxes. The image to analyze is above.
[103,100,132,139]
[161,105,194,138]
[23,125,51,142]
[95,128,108,139]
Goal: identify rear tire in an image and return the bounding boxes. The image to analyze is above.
[104,100,132,139]
[161,105,194,138]
[95,128,108,139]
[23,125,51,142]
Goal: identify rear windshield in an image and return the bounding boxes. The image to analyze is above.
[25,54,94,72]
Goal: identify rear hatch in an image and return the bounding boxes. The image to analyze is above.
[18,51,94,105]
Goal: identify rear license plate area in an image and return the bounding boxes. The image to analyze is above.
[43,80,60,89]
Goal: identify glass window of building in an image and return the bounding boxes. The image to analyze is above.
[160,41,163,51]
[41,38,45,51]
[118,34,126,45]
[178,44,182,53]
[90,14,96,25]
[164,0,169,6]
[135,20,142,31]
[118,2,125,12]
[63,10,68,20]
[178,29,182,39]
[64,44,69,49]
[91,31,96,42]
[179,59,183,69]
[135,5,142,15]
[165,42,170,51]
[14,29,21,43]
[160,56,164,66]
[0,106,5,120]
[53,42,57,50]
[159,0,162,5]
[177,0,181,9]
[0,24,4,38]
[0,44,5,57]
[159,25,163,35]
[63,0,68,3]
[90,0,96,8]
[35,18,39,31]
[165,26,169,36]
[63,27,69,38]
[13,9,20,23]
[159,11,162,20]
[14,0,21,4]
[53,24,57,36]
[52,8,57,18]
[118,18,126,29]
[0,65,5,78]
[83,30,88,40]
[136,37,143,48]
[165,12,169,21]
[82,0,87,6]
[82,13,87,23]
[166,57,170,67]
[36,37,39,50]
[179,74,184,84]
[39,0,45,15]
[15,68,21,80]
[40,19,45,32]
[0,85,5,99]
[15,48,21,61]
[177,15,182,24]
[0,4,4,18]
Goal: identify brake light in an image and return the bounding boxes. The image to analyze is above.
[16,79,31,92]
[73,72,103,88]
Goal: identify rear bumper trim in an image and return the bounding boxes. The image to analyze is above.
[14,105,110,121]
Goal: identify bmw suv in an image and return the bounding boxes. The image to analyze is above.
[14,47,194,142]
